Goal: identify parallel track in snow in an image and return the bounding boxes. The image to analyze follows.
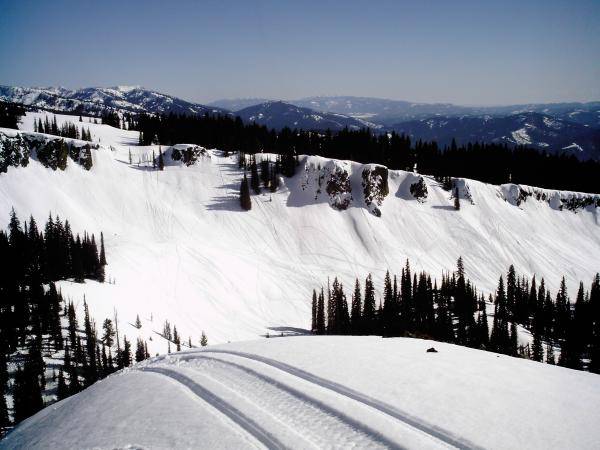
[141,366,285,449]
[143,357,403,449]
[175,350,481,450]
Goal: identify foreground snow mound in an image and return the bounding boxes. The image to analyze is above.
[4,336,600,449]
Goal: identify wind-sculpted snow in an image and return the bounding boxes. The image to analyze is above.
[5,337,600,449]
[0,111,599,350]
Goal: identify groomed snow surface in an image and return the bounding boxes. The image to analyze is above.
[5,336,600,449]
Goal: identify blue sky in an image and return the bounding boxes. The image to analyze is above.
[0,0,598,105]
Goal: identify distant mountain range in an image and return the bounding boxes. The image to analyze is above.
[234,101,374,131]
[0,85,228,117]
[212,95,600,128]
[392,113,600,160]
[2,85,599,159]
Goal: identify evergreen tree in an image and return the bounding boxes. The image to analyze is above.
[311,289,318,332]
[135,338,146,362]
[240,173,252,211]
[454,186,460,210]
[102,318,115,347]
[316,288,325,334]
[121,336,132,367]
[135,314,142,329]
[382,271,396,336]
[362,274,376,334]
[250,159,260,194]
[546,342,555,365]
[200,331,208,347]
[99,232,107,266]
[56,369,69,400]
[350,278,362,334]
[158,147,164,171]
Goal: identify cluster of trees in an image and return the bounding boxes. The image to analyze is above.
[0,101,25,129]
[239,155,285,210]
[33,116,92,141]
[161,319,208,351]
[133,112,600,193]
[0,210,106,285]
[0,210,113,434]
[311,259,600,372]
[56,302,142,403]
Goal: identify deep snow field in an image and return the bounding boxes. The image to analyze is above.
[0,112,599,353]
[4,336,600,449]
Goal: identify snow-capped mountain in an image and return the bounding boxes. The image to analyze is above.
[234,100,376,131]
[5,336,600,449]
[0,85,228,117]
[392,112,600,160]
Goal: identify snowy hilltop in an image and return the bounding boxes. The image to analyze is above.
[4,336,600,449]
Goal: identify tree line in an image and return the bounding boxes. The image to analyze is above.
[33,116,92,141]
[311,258,600,373]
[133,112,600,193]
[0,102,26,129]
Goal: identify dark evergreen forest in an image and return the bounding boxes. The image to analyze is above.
[0,210,150,436]
[310,259,600,373]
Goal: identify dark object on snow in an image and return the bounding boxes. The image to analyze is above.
[426,347,438,353]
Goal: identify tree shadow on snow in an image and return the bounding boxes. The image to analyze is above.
[431,205,456,211]
[263,326,311,338]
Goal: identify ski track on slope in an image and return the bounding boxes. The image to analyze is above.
[140,367,284,449]
[159,356,406,449]
[174,350,481,450]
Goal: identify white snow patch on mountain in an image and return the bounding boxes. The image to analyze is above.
[510,128,532,144]
[563,142,584,152]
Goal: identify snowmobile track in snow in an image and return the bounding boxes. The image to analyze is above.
[141,367,286,449]
[181,350,481,450]
[173,355,404,449]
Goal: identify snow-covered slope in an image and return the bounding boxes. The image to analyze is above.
[0,111,599,352]
[4,336,600,449]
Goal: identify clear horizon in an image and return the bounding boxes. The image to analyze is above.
[0,0,598,106]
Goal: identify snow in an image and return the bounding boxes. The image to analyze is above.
[0,111,599,353]
[4,336,600,449]
[562,142,584,152]
[510,128,532,145]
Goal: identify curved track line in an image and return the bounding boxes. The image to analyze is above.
[177,355,405,450]
[140,367,286,450]
[180,350,481,450]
